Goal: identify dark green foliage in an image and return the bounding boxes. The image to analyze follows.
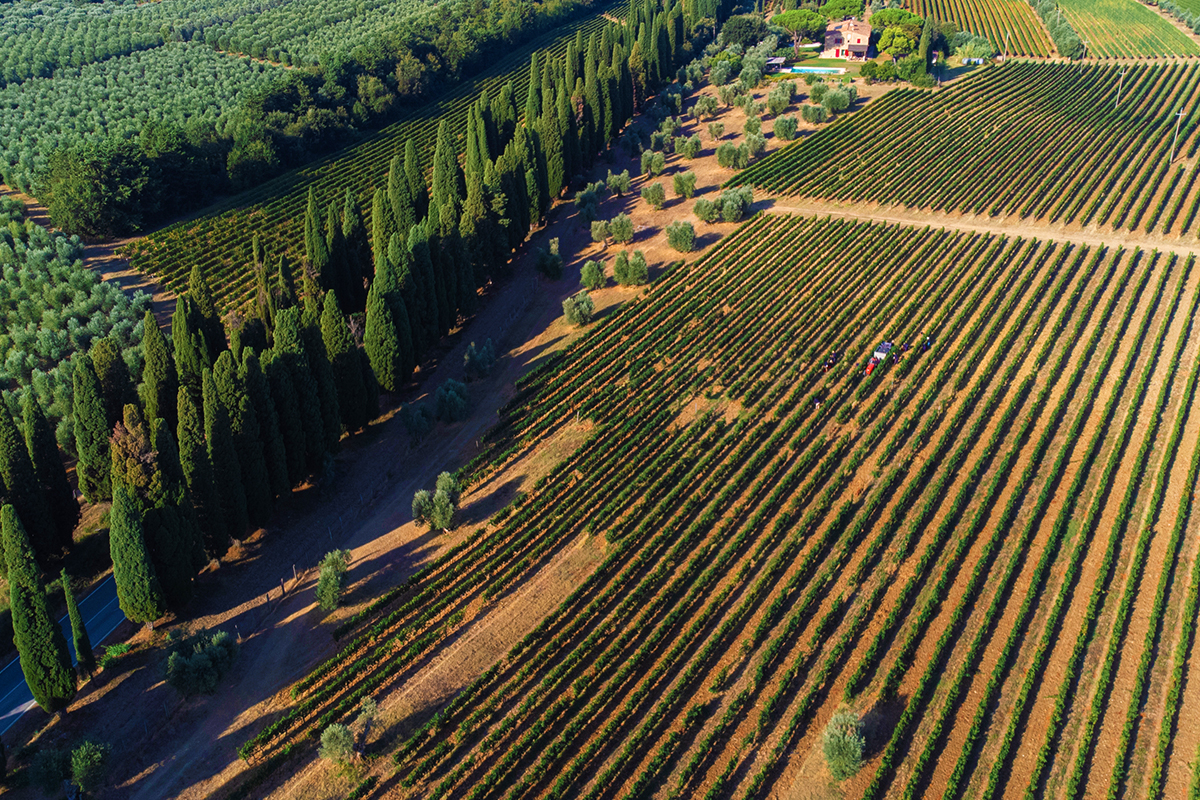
[434,379,470,422]
[89,336,135,431]
[536,238,564,279]
[773,115,799,141]
[203,370,249,543]
[614,250,649,285]
[22,395,77,558]
[299,309,342,452]
[172,297,209,387]
[146,418,207,603]
[187,265,226,359]
[609,213,635,243]
[70,740,111,793]
[563,291,596,325]
[139,311,178,431]
[177,387,227,556]
[581,260,606,289]
[241,351,290,499]
[0,406,56,572]
[276,254,299,312]
[31,747,71,794]
[305,187,330,285]
[321,294,370,433]
[214,352,272,527]
[431,120,463,220]
[274,308,327,473]
[164,629,239,695]
[316,549,351,611]
[641,182,666,209]
[673,171,698,198]
[264,351,307,488]
[463,339,496,380]
[666,220,696,252]
[340,188,371,312]
[3,505,76,712]
[823,710,866,780]
[364,282,411,394]
[62,570,95,677]
[404,138,428,220]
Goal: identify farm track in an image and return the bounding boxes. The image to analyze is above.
[240,197,1200,800]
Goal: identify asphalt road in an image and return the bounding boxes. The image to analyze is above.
[0,575,125,734]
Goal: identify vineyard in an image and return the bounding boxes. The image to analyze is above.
[1057,0,1200,57]
[905,0,1052,56]
[732,61,1200,236]
[122,7,615,310]
[239,212,1200,800]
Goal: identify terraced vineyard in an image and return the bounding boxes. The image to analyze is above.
[123,6,615,310]
[733,61,1200,236]
[241,213,1200,800]
[1058,0,1200,57]
[906,0,1053,56]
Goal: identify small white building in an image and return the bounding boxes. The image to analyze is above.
[822,19,872,60]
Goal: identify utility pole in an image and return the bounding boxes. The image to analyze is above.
[1170,108,1185,163]
[1115,69,1126,108]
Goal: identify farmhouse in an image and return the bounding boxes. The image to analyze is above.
[822,19,871,60]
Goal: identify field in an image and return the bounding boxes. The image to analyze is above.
[733,61,1200,235]
[906,0,1053,56]
[228,211,1200,800]
[123,8,614,310]
[1057,0,1200,57]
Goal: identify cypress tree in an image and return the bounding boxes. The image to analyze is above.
[494,81,518,148]
[428,208,457,335]
[408,225,442,349]
[479,88,499,158]
[584,41,603,157]
[389,154,417,242]
[241,350,290,498]
[4,505,75,712]
[360,348,380,424]
[525,52,541,124]
[276,254,299,312]
[89,337,135,430]
[600,65,617,147]
[263,352,306,487]
[139,310,178,431]
[364,281,412,394]
[541,57,556,123]
[404,138,428,220]
[522,124,546,222]
[22,394,77,551]
[341,189,371,311]
[300,309,342,452]
[273,309,326,472]
[107,484,167,625]
[72,353,111,504]
[214,352,272,526]
[371,187,394,279]
[305,187,330,283]
[540,112,566,202]
[565,39,579,90]
[172,296,208,388]
[0,406,55,572]
[149,418,207,585]
[187,265,226,359]
[465,108,486,188]
[321,293,370,432]
[431,120,463,220]
[177,387,226,557]
[62,570,95,678]
[203,370,248,543]
[388,232,424,361]
[323,202,347,299]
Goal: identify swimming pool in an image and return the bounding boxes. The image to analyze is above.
[786,66,847,75]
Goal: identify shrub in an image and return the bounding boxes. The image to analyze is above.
[720,185,755,221]
[71,740,111,793]
[660,116,683,136]
[745,133,766,157]
[694,198,719,223]
[640,149,656,175]
[606,169,632,196]
[615,251,649,285]
[708,121,725,140]
[809,81,829,103]
[581,260,606,289]
[774,115,799,141]
[744,115,761,136]
[31,748,71,793]
[573,182,606,222]
[320,723,355,763]
[414,473,458,529]
[609,213,635,243]
[399,402,434,440]
[649,151,666,176]
[434,379,469,422]
[822,88,851,113]
[823,710,865,780]
[673,171,698,198]
[562,292,595,326]
[98,642,132,671]
[164,629,239,695]
[463,339,495,379]
[675,135,703,159]
[641,183,667,210]
[716,142,737,168]
[591,219,610,243]
[315,549,351,611]
[666,221,696,252]
[535,237,563,278]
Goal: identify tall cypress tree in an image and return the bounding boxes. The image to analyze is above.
[177,387,226,557]
[22,394,77,551]
[3,505,75,712]
[62,569,95,678]
[389,154,417,243]
[0,406,55,572]
[431,120,463,221]
[263,351,306,487]
[404,138,428,220]
[494,81,518,149]
[276,253,299,312]
[300,307,342,452]
[540,57,556,123]
[172,296,208,389]
[241,350,290,499]
[479,88,499,159]
[323,202,348,299]
[321,293,370,433]
[341,189,371,312]
[214,352,272,527]
[203,370,248,543]
[540,111,565,202]
[408,224,442,350]
[89,337,135,430]
[187,265,226,360]
[364,281,412,394]
[72,353,111,504]
[139,310,178,431]
[273,308,326,472]
[525,51,541,124]
[305,187,330,282]
[107,484,167,625]
[371,187,394,280]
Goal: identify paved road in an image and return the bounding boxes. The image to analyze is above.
[0,576,125,734]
